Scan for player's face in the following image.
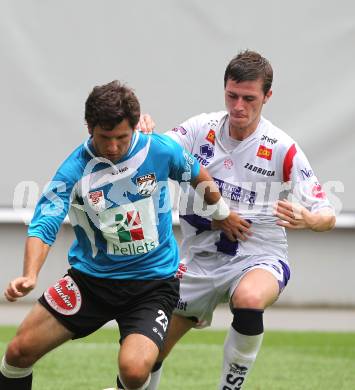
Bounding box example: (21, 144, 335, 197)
(91, 119, 133, 162)
(225, 78, 272, 135)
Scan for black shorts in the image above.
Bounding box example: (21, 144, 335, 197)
(38, 268, 180, 350)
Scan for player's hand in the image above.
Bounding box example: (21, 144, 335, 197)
(136, 114, 155, 134)
(4, 276, 37, 302)
(212, 211, 252, 241)
(274, 200, 315, 230)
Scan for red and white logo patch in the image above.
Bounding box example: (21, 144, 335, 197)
(175, 263, 187, 279)
(44, 276, 82, 316)
(256, 145, 272, 160)
(88, 190, 105, 212)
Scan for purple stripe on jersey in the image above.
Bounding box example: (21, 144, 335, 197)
(180, 214, 212, 235)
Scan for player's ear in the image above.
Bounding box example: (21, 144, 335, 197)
(263, 89, 272, 104)
(88, 126, 93, 136)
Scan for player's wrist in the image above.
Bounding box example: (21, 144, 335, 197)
(211, 197, 230, 221)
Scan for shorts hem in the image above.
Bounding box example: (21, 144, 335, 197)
(38, 297, 81, 338)
(121, 330, 164, 351)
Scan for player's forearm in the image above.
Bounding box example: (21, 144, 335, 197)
(23, 236, 50, 280)
(191, 166, 221, 205)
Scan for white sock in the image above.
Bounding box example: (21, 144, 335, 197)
(219, 327, 263, 389)
(145, 365, 162, 390)
(118, 372, 151, 390)
(0, 356, 33, 379)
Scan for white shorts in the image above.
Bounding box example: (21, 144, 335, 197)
(174, 253, 290, 328)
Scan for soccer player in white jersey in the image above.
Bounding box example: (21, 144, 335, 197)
(139, 50, 336, 389)
(0, 81, 245, 390)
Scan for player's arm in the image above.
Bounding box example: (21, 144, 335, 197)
(274, 199, 335, 231)
(275, 143, 336, 232)
(4, 237, 50, 302)
(191, 166, 252, 241)
(4, 156, 80, 302)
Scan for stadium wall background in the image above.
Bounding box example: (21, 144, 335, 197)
(0, 1, 354, 306)
(0, 217, 354, 307)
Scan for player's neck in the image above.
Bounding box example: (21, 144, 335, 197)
(229, 117, 260, 141)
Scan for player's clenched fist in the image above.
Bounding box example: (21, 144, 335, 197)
(212, 211, 252, 241)
(4, 276, 36, 302)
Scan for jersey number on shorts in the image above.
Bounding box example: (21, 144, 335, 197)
(155, 309, 168, 332)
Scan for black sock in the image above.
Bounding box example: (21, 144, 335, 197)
(0, 372, 33, 390)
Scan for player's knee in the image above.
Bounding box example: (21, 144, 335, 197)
(6, 337, 37, 368)
(119, 358, 151, 388)
(233, 286, 266, 309)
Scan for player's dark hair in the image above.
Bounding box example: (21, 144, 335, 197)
(85, 80, 140, 131)
(224, 50, 273, 94)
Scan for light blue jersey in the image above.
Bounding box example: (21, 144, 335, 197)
(28, 132, 200, 279)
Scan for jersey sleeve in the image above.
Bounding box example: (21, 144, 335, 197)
(165, 114, 205, 153)
(283, 143, 333, 213)
(28, 150, 84, 245)
(160, 135, 200, 183)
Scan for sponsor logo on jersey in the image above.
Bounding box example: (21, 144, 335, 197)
(88, 190, 105, 212)
(261, 134, 278, 144)
(213, 177, 256, 205)
(224, 158, 234, 169)
(44, 276, 82, 316)
(257, 145, 272, 160)
(300, 168, 314, 179)
(205, 129, 216, 145)
(171, 126, 187, 135)
(115, 210, 144, 242)
(100, 198, 159, 256)
(200, 144, 214, 159)
(194, 154, 210, 166)
(207, 119, 219, 128)
(113, 166, 128, 175)
(244, 163, 275, 176)
(136, 173, 157, 196)
(111, 210, 158, 255)
(311, 183, 326, 199)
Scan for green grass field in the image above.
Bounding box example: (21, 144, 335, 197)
(1, 326, 355, 389)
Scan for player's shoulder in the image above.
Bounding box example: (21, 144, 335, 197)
(182, 110, 227, 128)
(149, 133, 183, 153)
(260, 117, 297, 149)
(56, 142, 90, 181)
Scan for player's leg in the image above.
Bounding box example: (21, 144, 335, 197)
(115, 278, 181, 390)
(117, 333, 158, 389)
(219, 264, 287, 389)
(146, 314, 195, 390)
(0, 302, 74, 390)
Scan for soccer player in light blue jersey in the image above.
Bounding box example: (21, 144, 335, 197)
(0, 81, 246, 390)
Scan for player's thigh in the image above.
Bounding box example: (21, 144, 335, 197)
(158, 314, 195, 361)
(119, 333, 159, 375)
(231, 268, 280, 309)
(118, 278, 179, 352)
(7, 302, 73, 365)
